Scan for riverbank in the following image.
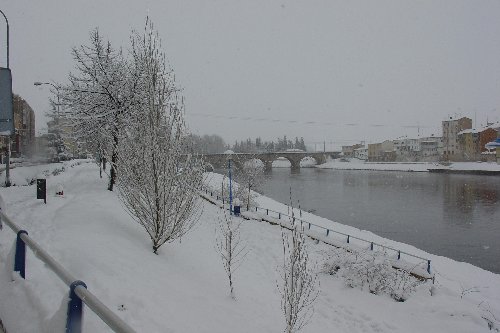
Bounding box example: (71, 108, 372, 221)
(317, 158, 500, 174)
(1, 163, 499, 332)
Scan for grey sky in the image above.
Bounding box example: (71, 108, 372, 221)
(1, 0, 499, 148)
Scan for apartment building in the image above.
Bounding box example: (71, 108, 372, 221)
(354, 147, 368, 160)
(442, 117, 472, 161)
(458, 122, 499, 161)
(1, 94, 36, 158)
(341, 143, 363, 158)
(419, 136, 442, 161)
(393, 138, 420, 161)
(368, 140, 395, 161)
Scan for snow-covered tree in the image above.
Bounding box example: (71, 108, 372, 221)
(60, 29, 137, 190)
(278, 194, 318, 333)
(237, 157, 264, 210)
(216, 205, 247, 298)
(117, 19, 203, 254)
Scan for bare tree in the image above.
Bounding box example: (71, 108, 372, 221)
(278, 193, 318, 333)
(237, 157, 264, 210)
(216, 204, 247, 298)
(117, 19, 203, 254)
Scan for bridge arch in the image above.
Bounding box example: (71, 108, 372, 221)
(299, 156, 319, 167)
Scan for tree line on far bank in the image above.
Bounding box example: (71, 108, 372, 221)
(189, 134, 308, 154)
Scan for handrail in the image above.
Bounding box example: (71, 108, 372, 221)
(74, 286, 136, 333)
(254, 206, 430, 261)
(0, 209, 136, 333)
(201, 186, 432, 274)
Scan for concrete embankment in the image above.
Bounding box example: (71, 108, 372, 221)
(428, 169, 500, 175)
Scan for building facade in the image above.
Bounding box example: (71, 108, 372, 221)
(458, 123, 499, 161)
(342, 143, 363, 158)
(1, 94, 36, 158)
(419, 136, 442, 161)
(354, 147, 368, 160)
(442, 117, 472, 161)
(393, 138, 420, 161)
(368, 140, 395, 162)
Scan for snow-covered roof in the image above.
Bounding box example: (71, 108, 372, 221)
(458, 122, 500, 136)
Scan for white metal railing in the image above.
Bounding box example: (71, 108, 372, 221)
(0, 209, 136, 333)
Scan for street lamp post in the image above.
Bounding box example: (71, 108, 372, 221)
(34, 82, 61, 120)
(0, 9, 9, 68)
(228, 155, 233, 215)
(225, 151, 234, 215)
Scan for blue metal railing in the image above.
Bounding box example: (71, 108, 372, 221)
(0, 209, 136, 333)
(201, 186, 432, 275)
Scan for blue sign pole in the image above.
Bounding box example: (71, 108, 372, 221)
(228, 158, 233, 215)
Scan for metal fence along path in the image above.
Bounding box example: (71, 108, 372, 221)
(200, 187, 434, 280)
(0, 208, 136, 333)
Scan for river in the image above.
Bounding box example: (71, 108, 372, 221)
(254, 167, 500, 274)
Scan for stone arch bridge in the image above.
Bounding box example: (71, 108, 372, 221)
(202, 151, 341, 171)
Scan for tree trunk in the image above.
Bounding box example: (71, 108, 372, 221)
(108, 133, 119, 191)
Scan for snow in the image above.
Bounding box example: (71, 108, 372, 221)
(272, 157, 317, 168)
(317, 158, 500, 172)
(1, 162, 500, 332)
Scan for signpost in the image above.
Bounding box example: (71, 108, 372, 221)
(1, 10, 13, 187)
(37, 179, 47, 204)
(0, 68, 14, 187)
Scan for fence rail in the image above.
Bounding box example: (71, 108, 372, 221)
(201, 187, 432, 275)
(0, 209, 136, 333)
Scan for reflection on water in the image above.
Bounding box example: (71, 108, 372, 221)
(257, 168, 500, 273)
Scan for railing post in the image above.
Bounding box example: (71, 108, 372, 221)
(14, 230, 28, 279)
(347, 235, 350, 243)
(398, 251, 401, 260)
(66, 280, 87, 333)
(427, 260, 431, 274)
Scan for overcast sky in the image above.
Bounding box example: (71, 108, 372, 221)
(1, 0, 499, 149)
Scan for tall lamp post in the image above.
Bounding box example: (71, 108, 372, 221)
(34, 81, 61, 110)
(1, 9, 12, 187)
(226, 150, 234, 215)
(0, 9, 9, 68)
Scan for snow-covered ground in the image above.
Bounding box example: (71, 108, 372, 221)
(1, 162, 499, 332)
(317, 158, 500, 172)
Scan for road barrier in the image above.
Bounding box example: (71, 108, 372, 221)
(0, 209, 136, 333)
(201, 187, 432, 276)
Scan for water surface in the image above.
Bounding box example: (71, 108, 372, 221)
(256, 168, 500, 273)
